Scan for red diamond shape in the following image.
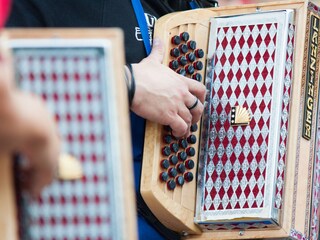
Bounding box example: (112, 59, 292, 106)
(231, 136, 238, 146)
(235, 186, 242, 198)
(254, 51, 261, 62)
(245, 170, 253, 181)
(238, 152, 245, 162)
(218, 70, 226, 81)
(220, 53, 227, 66)
(222, 37, 229, 48)
(226, 85, 233, 97)
(256, 34, 262, 47)
(248, 135, 255, 145)
(217, 87, 224, 98)
(229, 53, 236, 65)
(237, 52, 244, 64)
(230, 36, 237, 47)
(247, 35, 254, 48)
(246, 52, 253, 63)
(235, 69, 243, 82)
(253, 67, 260, 77)
(263, 51, 270, 61)
(264, 33, 271, 45)
(260, 84, 267, 95)
(243, 85, 250, 96)
(234, 85, 242, 98)
(244, 69, 251, 81)
(228, 170, 235, 181)
(261, 66, 269, 79)
(252, 85, 259, 97)
(238, 35, 245, 48)
(227, 69, 234, 81)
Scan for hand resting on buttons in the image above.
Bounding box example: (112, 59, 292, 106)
(130, 38, 206, 138)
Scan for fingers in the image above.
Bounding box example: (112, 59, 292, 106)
(185, 76, 206, 104)
(170, 114, 189, 138)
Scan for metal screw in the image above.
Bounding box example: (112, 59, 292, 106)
(181, 231, 189, 237)
(239, 230, 245, 236)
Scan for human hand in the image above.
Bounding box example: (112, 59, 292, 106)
(0, 36, 60, 197)
(130, 38, 206, 137)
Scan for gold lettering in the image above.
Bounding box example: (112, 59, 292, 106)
(313, 17, 319, 31)
(310, 70, 315, 84)
(308, 83, 314, 97)
(310, 56, 317, 71)
(307, 98, 314, 111)
(312, 32, 318, 45)
(306, 109, 313, 125)
(305, 124, 311, 138)
(311, 44, 318, 58)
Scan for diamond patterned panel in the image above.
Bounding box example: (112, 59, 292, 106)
(14, 48, 113, 240)
(204, 23, 277, 212)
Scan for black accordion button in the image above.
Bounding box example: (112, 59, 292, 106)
(178, 151, 188, 161)
(170, 47, 180, 57)
(185, 160, 195, 170)
(170, 143, 179, 153)
(176, 176, 185, 186)
(195, 49, 204, 58)
(171, 35, 181, 45)
(179, 44, 188, 54)
(186, 147, 196, 157)
(178, 56, 188, 66)
(185, 65, 195, 75)
(184, 172, 194, 182)
(178, 139, 188, 149)
(168, 167, 178, 178)
(160, 159, 170, 169)
(169, 155, 179, 165)
(187, 40, 197, 50)
(192, 73, 202, 82)
(177, 163, 186, 173)
(186, 52, 196, 62)
(193, 61, 203, 70)
(162, 146, 171, 156)
(190, 124, 198, 132)
(187, 134, 197, 144)
(180, 32, 190, 42)
(176, 68, 186, 76)
(169, 60, 179, 70)
(163, 134, 173, 144)
(167, 179, 176, 190)
(159, 172, 169, 182)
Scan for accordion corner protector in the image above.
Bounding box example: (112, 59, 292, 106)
(230, 106, 251, 126)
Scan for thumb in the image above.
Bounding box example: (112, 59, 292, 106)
(147, 38, 164, 63)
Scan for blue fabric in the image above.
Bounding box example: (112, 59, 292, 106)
(131, 0, 152, 55)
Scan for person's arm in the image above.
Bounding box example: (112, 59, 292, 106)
(129, 38, 206, 137)
(0, 36, 60, 197)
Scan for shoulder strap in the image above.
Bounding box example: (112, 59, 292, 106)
(131, 0, 152, 55)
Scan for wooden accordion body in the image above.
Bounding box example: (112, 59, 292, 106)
(141, 0, 320, 239)
(0, 29, 137, 240)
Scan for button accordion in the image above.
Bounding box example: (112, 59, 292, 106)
(141, 0, 320, 239)
(1, 29, 137, 240)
